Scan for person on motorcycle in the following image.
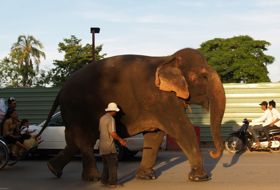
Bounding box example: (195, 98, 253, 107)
(268, 100, 280, 127)
(248, 101, 273, 148)
(2, 109, 28, 157)
(261, 100, 280, 146)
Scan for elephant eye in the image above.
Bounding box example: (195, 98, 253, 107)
(200, 74, 208, 80)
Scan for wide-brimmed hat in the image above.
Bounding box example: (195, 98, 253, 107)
(105, 102, 120, 112)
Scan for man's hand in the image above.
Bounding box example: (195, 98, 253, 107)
(119, 139, 127, 146)
(111, 132, 127, 146)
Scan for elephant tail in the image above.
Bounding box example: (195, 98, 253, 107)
(36, 90, 60, 137)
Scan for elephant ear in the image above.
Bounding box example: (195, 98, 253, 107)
(155, 56, 189, 99)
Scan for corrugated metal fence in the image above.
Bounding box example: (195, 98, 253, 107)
(0, 88, 60, 123)
(1, 83, 280, 142)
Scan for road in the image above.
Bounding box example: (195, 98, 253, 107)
(1, 149, 280, 190)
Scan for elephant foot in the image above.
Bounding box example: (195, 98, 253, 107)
(136, 168, 156, 180)
(188, 167, 210, 182)
(82, 170, 101, 182)
(47, 162, 63, 178)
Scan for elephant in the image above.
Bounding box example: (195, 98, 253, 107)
(38, 48, 226, 182)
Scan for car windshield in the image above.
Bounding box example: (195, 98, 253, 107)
(48, 112, 64, 126)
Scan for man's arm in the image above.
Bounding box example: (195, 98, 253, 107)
(251, 112, 268, 123)
(270, 110, 280, 127)
(270, 118, 280, 127)
(110, 132, 127, 146)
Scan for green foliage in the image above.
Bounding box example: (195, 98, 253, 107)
(42, 35, 106, 87)
(0, 35, 45, 87)
(0, 57, 20, 87)
(199, 35, 274, 83)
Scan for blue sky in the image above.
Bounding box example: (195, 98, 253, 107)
(1, 0, 280, 82)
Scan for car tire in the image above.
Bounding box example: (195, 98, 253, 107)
(128, 150, 138, 157)
(115, 141, 139, 161)
(114, 141, 126, 160)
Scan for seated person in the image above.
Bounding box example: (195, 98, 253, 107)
(20, 119, 35, 138)
(248, 101, 273, 147)
(262, 100, 280, 146)
(20, 118, 43, 146)
(2, 109, 28, 157)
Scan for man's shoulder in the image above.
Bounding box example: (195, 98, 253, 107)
(100, 113, 113, 124)
(272, 108, 280, 116)
(102, 113, 113, 119)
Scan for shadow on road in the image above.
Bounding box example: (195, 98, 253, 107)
(223, 150, 246, 168)
(118, 155, 141, 184)
(202, 149, 223, 178)
(154, 152, 187, 178)
(119, 152, 187, 184)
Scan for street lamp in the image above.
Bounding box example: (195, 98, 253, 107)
(90, 27, 100, 62)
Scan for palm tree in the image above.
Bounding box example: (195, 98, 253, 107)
(10, 35, 46, 86)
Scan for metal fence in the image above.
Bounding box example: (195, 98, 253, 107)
(1, 82, 280, 142)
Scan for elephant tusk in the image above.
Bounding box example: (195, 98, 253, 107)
(182, 101, 192, 113)
(187, 104, 192, 113)
(185, 103, 192, 113)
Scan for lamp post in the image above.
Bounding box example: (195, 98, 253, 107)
(90, 27, 100, 62)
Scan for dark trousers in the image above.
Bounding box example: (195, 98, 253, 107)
(262, 125, 280, 141)
(101, 153, 118, 185)
(248, 125, 263, 142)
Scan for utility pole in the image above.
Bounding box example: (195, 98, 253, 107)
(90, 27, 100, 62)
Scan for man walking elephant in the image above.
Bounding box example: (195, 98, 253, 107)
(99, 102, 126, 187)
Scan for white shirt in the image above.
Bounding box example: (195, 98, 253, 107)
(271, 108, 280, 127)
(252, 109, 273, 126)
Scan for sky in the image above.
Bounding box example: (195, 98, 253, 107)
(0, 0, 280, 82)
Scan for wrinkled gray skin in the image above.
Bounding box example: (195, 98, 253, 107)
(39, 48, 226, 182)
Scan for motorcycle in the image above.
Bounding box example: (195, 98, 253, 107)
(225, 119, 280, 153)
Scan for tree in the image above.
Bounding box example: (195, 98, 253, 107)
(42, 35, 106, 87)
(9, 35, 46, 86)
(198, 35, 274, 83)
(0, 57, 21, 87)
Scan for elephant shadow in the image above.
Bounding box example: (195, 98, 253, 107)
(194, 120, 241, 176)
(154, 152, 187, 177)
(117, 156, 142, 184)
(203, 149, 223, 177)
(118, 152, 187, 184)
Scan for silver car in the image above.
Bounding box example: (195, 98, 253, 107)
(30, 112, 165, 159)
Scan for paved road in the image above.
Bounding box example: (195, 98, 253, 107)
(1, 149, 280, 190)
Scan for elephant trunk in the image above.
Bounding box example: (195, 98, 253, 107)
(208, 71, 226, 159)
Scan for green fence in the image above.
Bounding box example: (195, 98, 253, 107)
(1, 82, 280, 142)
(0, 87, 60, 123)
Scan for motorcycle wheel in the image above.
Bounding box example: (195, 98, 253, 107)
(0, 140, 9, 169)
(225, 136, 245, 153)
(270, 148, 280, 153)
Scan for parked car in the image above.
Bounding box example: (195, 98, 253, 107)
(29, 112, 166, 160)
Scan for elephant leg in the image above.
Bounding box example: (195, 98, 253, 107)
(80, 144, 101, 182)
(47, 144, 78, 178)
(174, 122, 209, 182)
(47, 126, 78, 178)
(136, 130, 165, 180)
